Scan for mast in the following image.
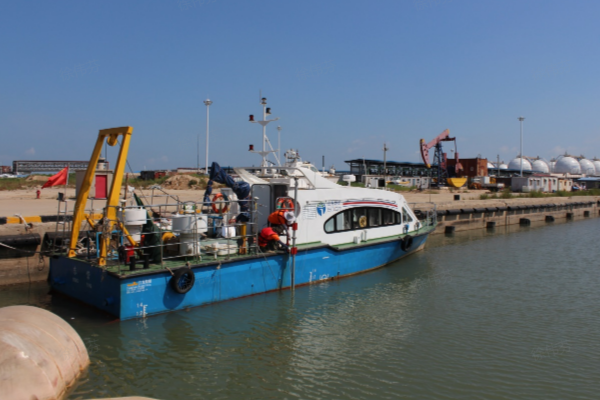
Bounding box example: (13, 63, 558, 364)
(249, 96, 280, 172)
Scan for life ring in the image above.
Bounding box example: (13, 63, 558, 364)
(212, 193, 229, 214)
(358, 215, 367, 228)
(170, 267, 195, 294)
(401, 235, 413, 251)
(276, 198, 295, 210)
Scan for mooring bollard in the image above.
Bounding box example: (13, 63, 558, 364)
(445, 226, 456, 234)
(519, 218, 531, 226)
(545, 216, 555, 222)
(486, 221, 496, 229)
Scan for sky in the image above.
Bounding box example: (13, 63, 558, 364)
(1, 0, 600, 172)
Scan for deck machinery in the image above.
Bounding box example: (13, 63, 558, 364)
(420, 129, 465, 188)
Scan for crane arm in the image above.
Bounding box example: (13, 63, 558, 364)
(68, 126, 133, 266)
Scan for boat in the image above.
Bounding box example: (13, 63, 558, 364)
(48, 102, 437, 320)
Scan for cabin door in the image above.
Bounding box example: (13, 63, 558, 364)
(251, 184, 272, 235)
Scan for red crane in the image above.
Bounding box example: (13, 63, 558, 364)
(419, 129, 463, 187)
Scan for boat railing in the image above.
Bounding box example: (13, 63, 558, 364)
(62, 196, 267, 273)
(408, 202, 437, 228)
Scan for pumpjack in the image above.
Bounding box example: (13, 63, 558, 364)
(419, 129, 465, 188)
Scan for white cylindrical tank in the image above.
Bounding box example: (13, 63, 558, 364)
(0, 306, 90, 400)
(554, 156, 581, 174)
(508, 158, 532, 171)
(532, 159, 550, 173)
(579, 158, 596, 175)
(592, 159, 600, 176)
(172, 214, 208, 256)
(120, 208, 147, 242)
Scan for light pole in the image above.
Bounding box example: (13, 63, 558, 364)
(204, 99, 213, 174)
(518, 116, 525, 176)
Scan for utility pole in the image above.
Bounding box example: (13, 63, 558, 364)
(518, 116, 525, 177)
(383, 142, 389, 187)
(204, 99, 213, 174)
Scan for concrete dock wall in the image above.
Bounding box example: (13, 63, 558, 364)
(433, 199, 599, 235)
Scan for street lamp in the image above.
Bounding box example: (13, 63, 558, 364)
(518, 116, 525, 176)
(204, 99, 213, 174)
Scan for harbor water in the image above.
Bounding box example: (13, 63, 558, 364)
(1, 218, 599, 399)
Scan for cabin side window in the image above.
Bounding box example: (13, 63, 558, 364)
(324, 207, 401, 234)
(402, 207, 413, 223)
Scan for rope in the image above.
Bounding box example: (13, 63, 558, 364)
(0, 241, 47, 255)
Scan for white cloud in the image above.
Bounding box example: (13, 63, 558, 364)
(25, 147, 35, 155)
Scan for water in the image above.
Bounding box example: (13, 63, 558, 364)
(1, 219, 600, 399)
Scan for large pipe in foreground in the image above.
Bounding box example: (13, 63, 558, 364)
(0, 305, 90, 400)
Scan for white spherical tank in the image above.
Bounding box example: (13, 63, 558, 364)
(593, 159, 600, 176)
(553, 157, 581, 174)
(499, 163, 508, 170)
(579, 158, 596, 175)
(531, 159, 550, 173)
(508, 158, 532, 171)
(487, 162, 495, 170)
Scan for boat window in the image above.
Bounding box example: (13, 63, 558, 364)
(382, 209, 395, 225)
(352, 208, 368, 229)
(324, 218, 335, 233)
(368, 208, 381, 227)
(402, 207, 413, 223)
(324, 207, 402, 233)
(336, 211, 351, 231)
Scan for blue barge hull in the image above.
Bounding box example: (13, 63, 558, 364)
(49, 233, 430, 320)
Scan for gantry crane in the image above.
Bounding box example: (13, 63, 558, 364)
(419, 129, 464, 187)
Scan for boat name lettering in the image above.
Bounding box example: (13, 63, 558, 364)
(126, 279, 152, 294)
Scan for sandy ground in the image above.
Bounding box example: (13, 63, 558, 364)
(1, 186, 592, 218)
(0, 187, 208, 217)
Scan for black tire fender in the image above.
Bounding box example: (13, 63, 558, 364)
(170, 267, 195, 294)
(401, 235, 413, 252)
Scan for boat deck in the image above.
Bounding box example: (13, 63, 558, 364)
(74, 222, 436, 278)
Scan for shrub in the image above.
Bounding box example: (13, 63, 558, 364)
(500, 188, 514, 199)
(479, 193, 489, 200)
(188, 179, 198, 187)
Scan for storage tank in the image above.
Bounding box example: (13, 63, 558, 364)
(531, 159, 550, 173)
(508, 157, 532, 171)
(549, 160, 556, 173)
(553, 156, 581, 174)
(487, 162, 495, 170)
(499, 162, 508, 170)
(592, 158, 600, 176)
(578, 158, 596, 176)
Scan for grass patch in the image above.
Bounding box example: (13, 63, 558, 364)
(500, 188, 514, 199)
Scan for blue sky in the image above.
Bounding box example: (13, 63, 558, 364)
(1, 0, 600, 171)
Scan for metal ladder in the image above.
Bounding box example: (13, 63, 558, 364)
(53, 194, 72, 253)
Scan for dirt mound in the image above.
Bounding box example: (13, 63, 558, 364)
(25, 175, 49, 182)
(162, 175, 215, 190)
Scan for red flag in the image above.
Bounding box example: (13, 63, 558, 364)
(41, 167, 68, 189)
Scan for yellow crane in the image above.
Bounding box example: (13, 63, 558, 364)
(68, 126, 134, 266)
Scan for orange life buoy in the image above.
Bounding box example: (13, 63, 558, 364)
(276, 198, 294, 210)
(212, 193, 230, 214)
